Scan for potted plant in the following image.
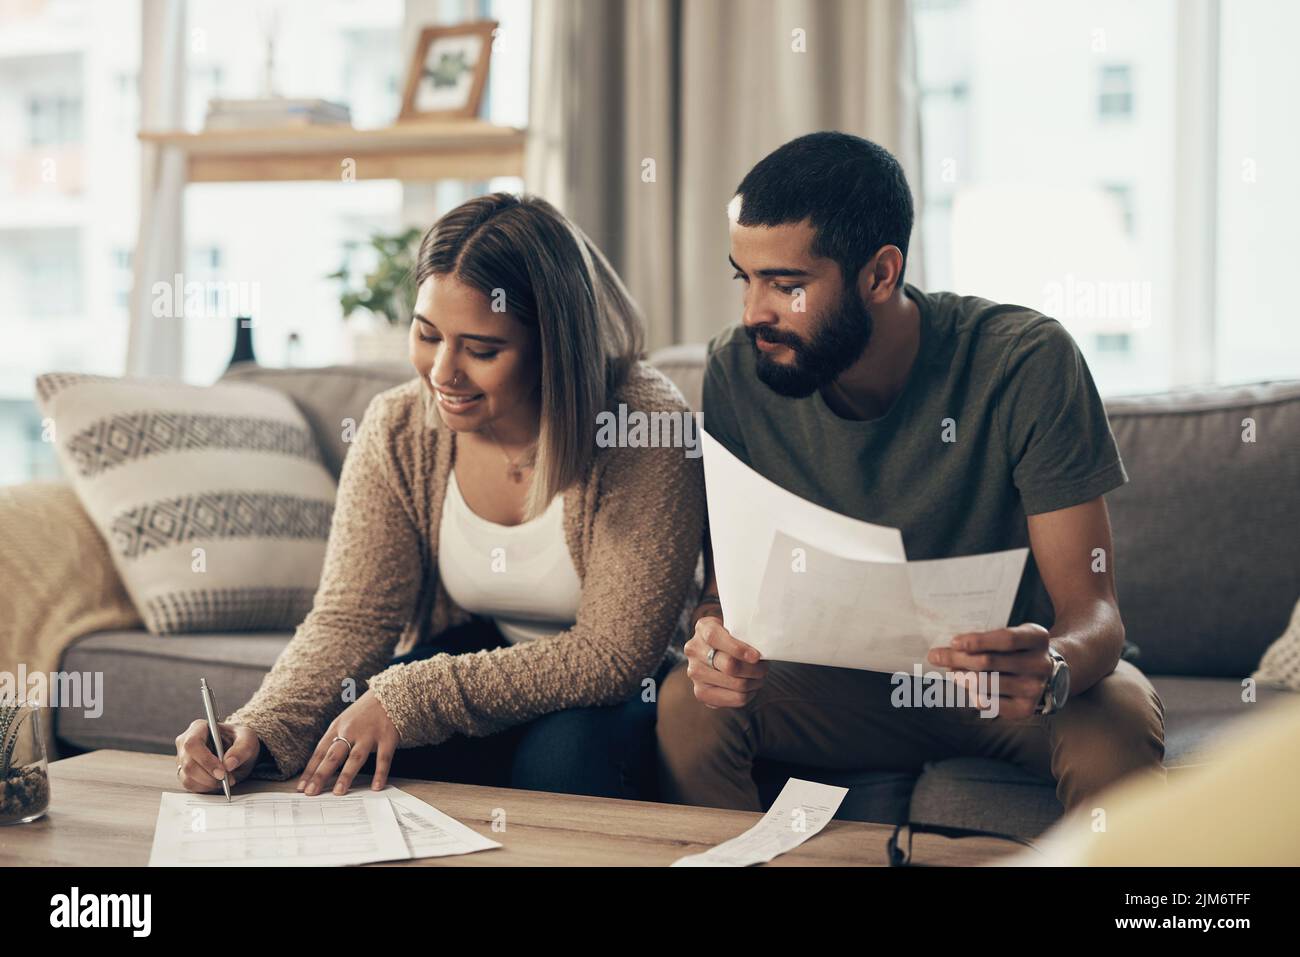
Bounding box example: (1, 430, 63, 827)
(328, 226, 422, 364)
(1, 704, 51, 825)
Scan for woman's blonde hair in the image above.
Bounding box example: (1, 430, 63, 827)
(415, 193, 645, 519)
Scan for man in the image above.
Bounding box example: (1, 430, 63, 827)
(656, 131, 1165, 814)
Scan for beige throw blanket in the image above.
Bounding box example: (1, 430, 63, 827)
(0, 481, 141, 759)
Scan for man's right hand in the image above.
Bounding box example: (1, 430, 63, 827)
(683, 614, 769, 709)
(175, 720, 263, 793)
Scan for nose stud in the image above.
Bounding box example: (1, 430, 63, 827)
(430, 369, 465, 389)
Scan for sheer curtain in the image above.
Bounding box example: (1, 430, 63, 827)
(126, 0, 186, 378)
(527, 0, 923, 349)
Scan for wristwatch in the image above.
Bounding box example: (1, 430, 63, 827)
(1035, 649, 1071, 715)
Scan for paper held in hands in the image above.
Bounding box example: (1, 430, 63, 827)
(701, 431, 1028, 674)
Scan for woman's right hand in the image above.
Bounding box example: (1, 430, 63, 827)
(174, 720, 263, 793)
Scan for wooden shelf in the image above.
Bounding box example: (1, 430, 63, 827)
(138, 119, 526, 183)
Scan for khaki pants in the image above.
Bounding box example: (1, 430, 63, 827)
(655, 658, 1165, 813)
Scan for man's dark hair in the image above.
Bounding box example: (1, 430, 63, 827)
(734, 131, 914, 287)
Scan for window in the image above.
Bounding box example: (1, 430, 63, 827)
(0, 399, 61, 485)
(115, 71, 139, 132)
(184, 65, 225, 130)
(178, 0, 531, 383)
(178, 0, 409, 381)
(0, 0, 529, 484)
(914, 0, 1295, 394)
(2, 0, 139, 486)
(915, 0, 1300, 392)
(111, 247, 133, 308)
(915, 0, 1176, 395)
(1096, 332, 1132, 353)
(1214, 0, 1300, 384)
(27, 94, 83, 147)
(1097, 63, 1134, 119)
(20, 230, 82, 318)
(1101, 182, 1135, 236)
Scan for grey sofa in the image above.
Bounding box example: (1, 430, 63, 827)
(49, 347, 1300, 841)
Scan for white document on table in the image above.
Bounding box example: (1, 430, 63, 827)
(149, 787, 500, 866)
(148, 791, 408, 867)
(374, 786, 502, 859)
(672, 778, 849, 867)
(702, 430, 1029, 673)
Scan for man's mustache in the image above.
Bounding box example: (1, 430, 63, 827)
(746, 325, 805, 351)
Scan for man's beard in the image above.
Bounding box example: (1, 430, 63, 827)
(746, 287, 873, 398)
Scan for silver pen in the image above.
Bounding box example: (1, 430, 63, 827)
(200, 678, 232, 802)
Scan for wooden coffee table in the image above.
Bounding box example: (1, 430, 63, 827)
(0, 750, 1025, 866)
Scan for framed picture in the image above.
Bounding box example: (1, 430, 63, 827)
(399, 20, 497, 121)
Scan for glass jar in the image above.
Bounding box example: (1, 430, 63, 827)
(1, 705, 51, 825)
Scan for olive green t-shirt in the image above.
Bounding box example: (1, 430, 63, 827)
(702, 283, 1129, 629)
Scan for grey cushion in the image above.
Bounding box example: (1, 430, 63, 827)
(219, 362, 413, 480)
(904, 677, 1298, 840)
(1102, 380, 1300, 676)
(648, 344, 706, 412)
(222, 355, 705, 479)
(908, 758, 1064, 840)
(1148, 675, 1297, 767)
(56, 629, 293, 754)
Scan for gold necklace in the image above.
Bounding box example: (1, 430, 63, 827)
(485, 424, 536, 483)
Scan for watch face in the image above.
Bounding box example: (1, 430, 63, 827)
(1053, 664, 1071, 708)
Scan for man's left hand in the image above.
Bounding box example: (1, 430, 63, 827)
(926, 622, 1053, 719)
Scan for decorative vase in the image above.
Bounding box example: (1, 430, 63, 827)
(227, 315, 257, 369)
(0, 705, 51, 825)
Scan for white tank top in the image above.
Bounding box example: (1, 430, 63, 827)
(437, 470, 582, 644)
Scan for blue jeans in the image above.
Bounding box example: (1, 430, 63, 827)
(372, 616, 671, 801)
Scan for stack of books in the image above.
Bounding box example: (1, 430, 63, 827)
(204, 97, 352, 131)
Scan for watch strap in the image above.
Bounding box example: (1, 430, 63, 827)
(1037, 649, 1066, 715)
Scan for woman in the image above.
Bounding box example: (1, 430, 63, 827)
(174, 193, 704, 800)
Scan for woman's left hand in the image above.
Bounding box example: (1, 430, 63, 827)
(297, 690, 400, 795)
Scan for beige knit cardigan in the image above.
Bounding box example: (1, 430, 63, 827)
(224, 362, 705, 780)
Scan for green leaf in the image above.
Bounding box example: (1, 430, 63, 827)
(0, 706, 32, 777)
(328, 227, 423, 325)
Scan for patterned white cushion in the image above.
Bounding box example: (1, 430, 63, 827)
(1253, 597, 1300, 692)
(35, 372, 336, 634)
